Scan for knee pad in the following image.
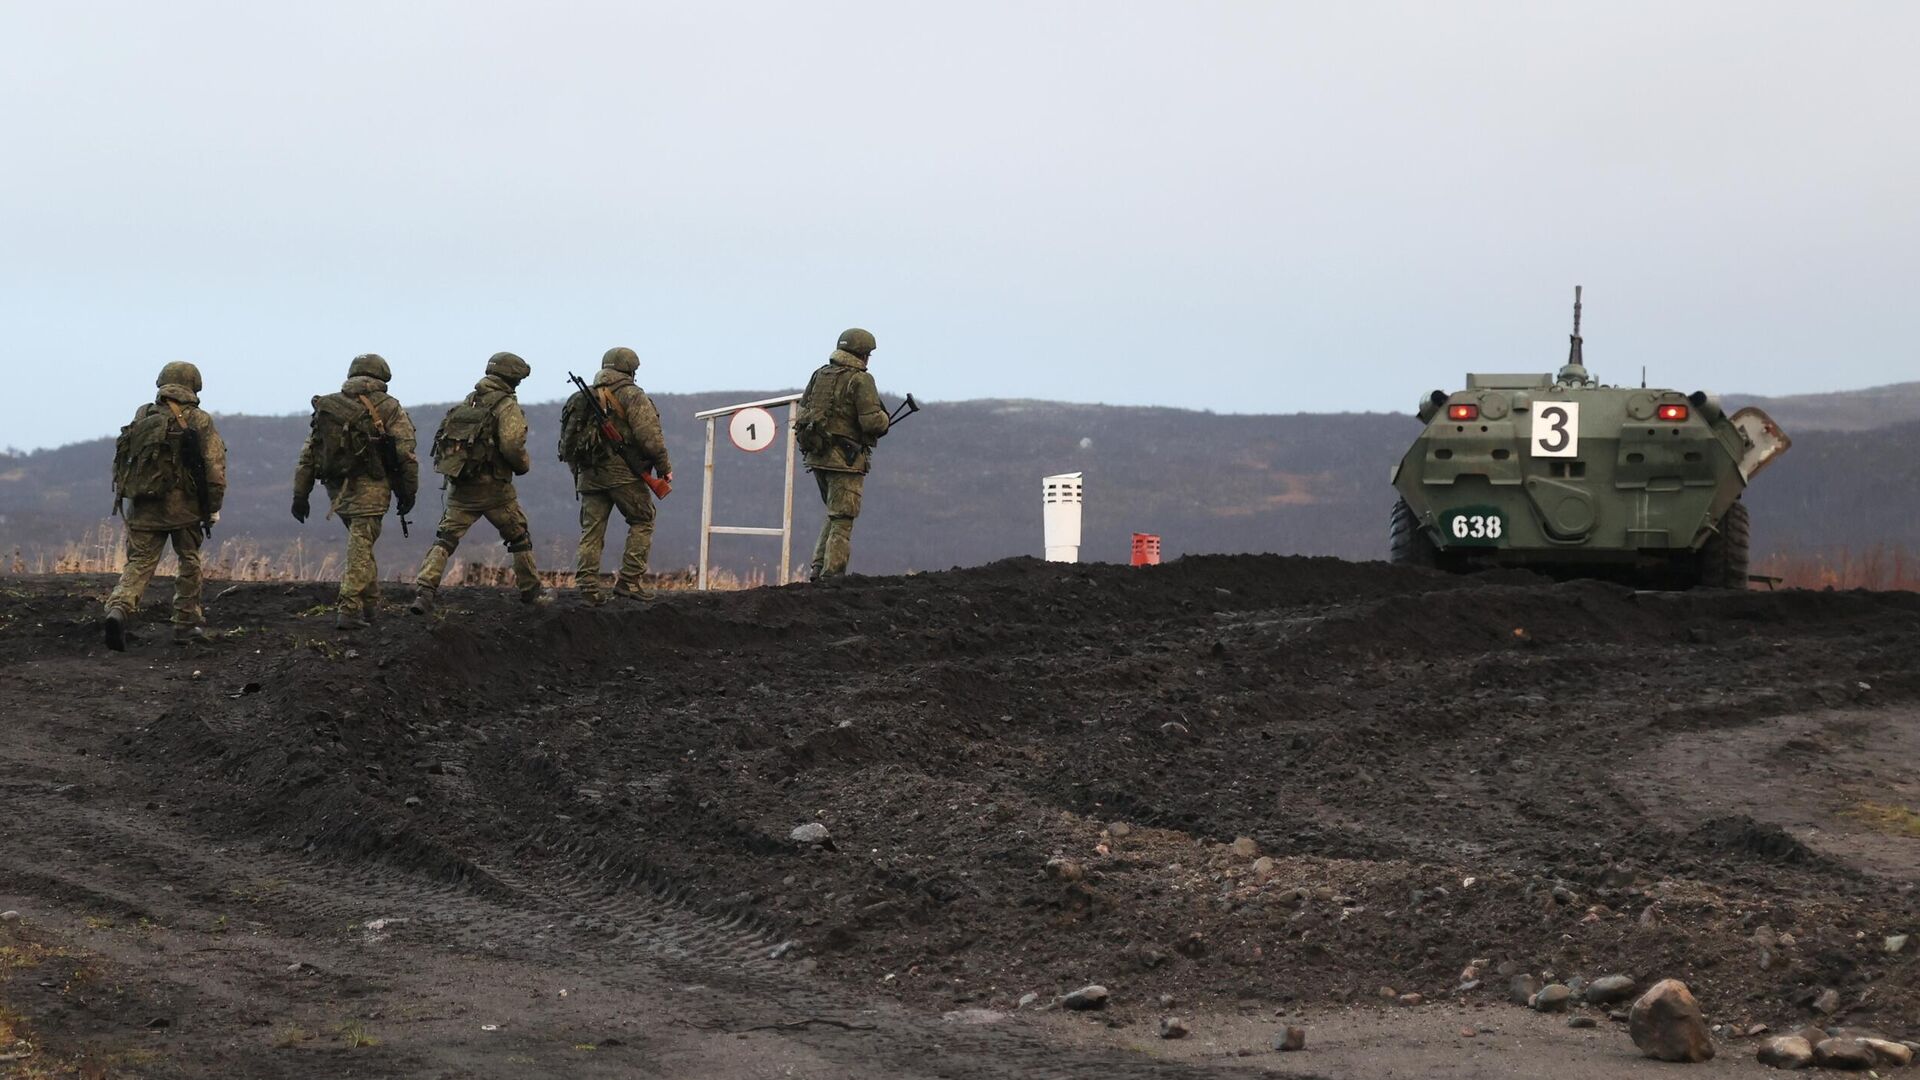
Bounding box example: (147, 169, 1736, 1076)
(431, 534, 458, 554)
(503, 533, 534, 554)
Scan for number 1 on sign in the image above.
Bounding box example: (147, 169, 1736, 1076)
(728, 406, 778, 453)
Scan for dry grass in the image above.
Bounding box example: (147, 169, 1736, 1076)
(5, 521, 766, 590)
(334, 1020, 380, 1049)
(1755, 545, 1920, 591)
(1843, 801, 1920, 838)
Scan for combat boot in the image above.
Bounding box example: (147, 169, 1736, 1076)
(335, 610, 371, 632)
(172, 625, 209, 645)
(612, 579, 657, 602)
(521, 585, 551, 607)
(103, 609, 128, 652)
(408, 587, 436, 616)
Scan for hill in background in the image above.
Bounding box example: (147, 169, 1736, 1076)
(3, 382, 1916, 578)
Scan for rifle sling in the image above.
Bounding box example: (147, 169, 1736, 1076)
(355, 394, 389, 437)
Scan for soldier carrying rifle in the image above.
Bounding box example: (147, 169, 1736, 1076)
(102, 361, 228, 649)
(559, 347, 673, 603)
(795, 328, 893, 580)
(291, 353, 419, 630)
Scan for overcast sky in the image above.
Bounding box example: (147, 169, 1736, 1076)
(3, 1, 1915, 450)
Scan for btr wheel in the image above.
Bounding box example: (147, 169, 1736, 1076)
(1697, 500, 1751, 589)
(1389, 498, 1439, 569)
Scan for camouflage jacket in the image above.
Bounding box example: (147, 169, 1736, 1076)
(575, 368, 671, 493)
(120, 384, 228, 531)
(292, 375, 419, 518)
(800, 350, 890, 474)
(443, 374, 531, 509)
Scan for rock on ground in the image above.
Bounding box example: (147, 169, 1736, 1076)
(1862, 1038, 1914, 1068)
(790, 822, 830, 845)
(1061, 985, 1109, 1010)
(1272, 1026, 1306, 1052)
(1158, 1017, 1189, 1039)
(1531, 984, 1572, 1013)
(1812, 1037, 1874, 1070)
(1584, 974, 1636, 1005)
(1509, 974, 1542, 1006)
(1756, 1035, 1813, 1069)
(941, 1008, 1008, 1025)
(1628, 979, 1715, 1063)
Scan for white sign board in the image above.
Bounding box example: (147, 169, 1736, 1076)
(729, 406, 777, 453)
(1531, 401, 1580, 458)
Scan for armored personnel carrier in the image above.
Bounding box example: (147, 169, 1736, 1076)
(1390, 288, 1790, 587)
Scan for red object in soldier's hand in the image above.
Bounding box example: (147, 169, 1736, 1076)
(595, 414, 669, 498)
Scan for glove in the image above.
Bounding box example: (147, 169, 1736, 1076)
(291, 494, 310, 523)
(396, 491, 416, 517)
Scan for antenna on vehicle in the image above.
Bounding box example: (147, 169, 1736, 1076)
(1641, 365, 1647, 389)
(1557, 285, 1592, 386)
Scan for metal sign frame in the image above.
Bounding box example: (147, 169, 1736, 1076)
(694, 393, 802, 590)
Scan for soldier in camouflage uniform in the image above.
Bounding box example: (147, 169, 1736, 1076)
(291, 353, 419, 630)
(564, 347, 672, 603)
(103, 361, 228, 649)
(410, 352, 544, 612)
(797, 328, 890, 579)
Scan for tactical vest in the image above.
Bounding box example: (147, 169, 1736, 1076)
(796, 365, 862, 456)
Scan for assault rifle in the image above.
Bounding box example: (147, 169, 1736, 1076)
(567, 372, 672, 498)
(179, 423, 215, 538)
(835, 394, 921, 467)
(374, 434, 413, 537)
(157, 400, 216, 536)
(888, 393, 921, 426)
(355, 394, 413, 537)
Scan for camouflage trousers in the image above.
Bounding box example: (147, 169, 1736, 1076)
(414, 497, 539, 596)
(336, 514, 385, 616)
(809, 471, 864, 579)
(106, 525, 205, 625)
(575, 482, 655, 597)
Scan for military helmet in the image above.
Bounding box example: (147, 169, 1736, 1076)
(156, 361, 203, 393)
(837, 327, 876, 359)
(348, 353, 392, 381)
(485, 351, 531, 384)
(602, 347, 639, 374)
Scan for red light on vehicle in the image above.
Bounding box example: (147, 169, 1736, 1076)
(1657, 404, 1689, 421)
(1447, 404, 1479, 421)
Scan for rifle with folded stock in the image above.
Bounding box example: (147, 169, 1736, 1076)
(567, 372, 671, 498)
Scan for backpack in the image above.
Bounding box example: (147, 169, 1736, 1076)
(308, 394, 381, 483)
(794, 368, 843, 457)
(432, 393, 504, 479)
(112, 407, 184, 499)
(557, 389, 613, 469)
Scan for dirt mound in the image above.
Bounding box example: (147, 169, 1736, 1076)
(6, 557, 1920, 1074)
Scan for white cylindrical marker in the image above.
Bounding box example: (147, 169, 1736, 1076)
(1043, 472, 1084, 562)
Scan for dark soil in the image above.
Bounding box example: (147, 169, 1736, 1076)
(3, 557, 1919, 1077)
